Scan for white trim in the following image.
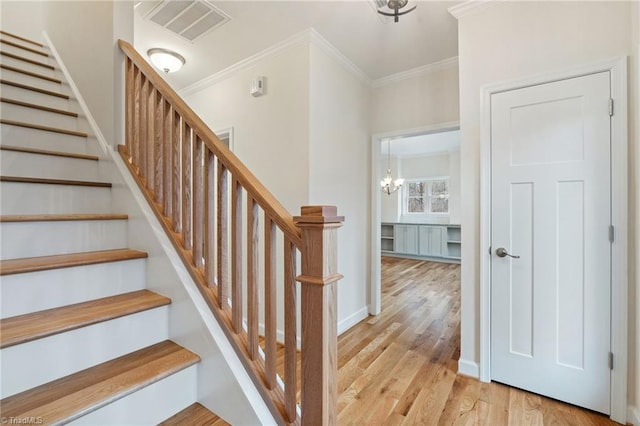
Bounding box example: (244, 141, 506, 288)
(337, 306, 369, 335)
(370, 121, 460, 315)
(457, 359, 480, 378)
(479, 56, 628, 424)
(448, 0, 496, 20)
(308, 28, 370, 86)
(372, 57, 458, 89)
(41, 31, 110, 157)
(214, 126, 235, 151)
(180, 28, 370, 97)
(629, 405, 640, 426)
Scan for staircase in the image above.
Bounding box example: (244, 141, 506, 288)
(0, 30, 229, 424)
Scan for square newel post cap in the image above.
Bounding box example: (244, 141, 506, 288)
(293, 205, 344, 225)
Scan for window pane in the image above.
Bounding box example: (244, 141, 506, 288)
(408, 182, 425, 196)
(431, 180, 448, 196)
(408, 197, 425, 213)
(430, 197, 449, 213)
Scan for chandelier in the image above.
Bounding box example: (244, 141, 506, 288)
(381, 139, 404, 195)
(377, 0, 417, 23)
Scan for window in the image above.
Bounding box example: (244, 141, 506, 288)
(404, 178, 449, 214)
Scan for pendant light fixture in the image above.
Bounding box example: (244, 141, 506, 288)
(381, 139, 404, 195)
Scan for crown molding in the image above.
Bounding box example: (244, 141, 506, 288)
(179, 28, 315, 97)
(307, 28, 371, 86)
(180, 27, 372, 97)
(448, 0, 496, 20)
(372, 56, 458, 89)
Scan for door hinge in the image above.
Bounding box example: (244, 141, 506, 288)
(609, 225, 615, 243)
(608, 352, 614, 370)
(609, 98, 614, 116)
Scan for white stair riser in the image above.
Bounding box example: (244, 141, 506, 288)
(1, 220, 127, 259)
(0, 306, 169, 398)
(0, 182, 112, 214)
(0, 44, 54, 65)
(1, 151, 98, 181)
(70, 365, 198, 425)
(1, 56, 62, 80)
(0, 259, 146, 318)
(0, 84, 72, 110)
(0, 67, 68, 93)
(0, 101, 78, 129)
(1, 124, 91, 155)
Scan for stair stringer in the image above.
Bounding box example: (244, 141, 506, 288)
(42, 31, 277, 426)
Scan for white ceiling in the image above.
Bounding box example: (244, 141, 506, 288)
(385, 130, 460, 158)
(134, 0, 460, 90)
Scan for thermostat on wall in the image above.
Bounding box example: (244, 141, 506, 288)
(250, 76, 265, 97)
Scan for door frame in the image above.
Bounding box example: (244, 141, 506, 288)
(479, 57, 628, 423)
(370, 121, 459, 314)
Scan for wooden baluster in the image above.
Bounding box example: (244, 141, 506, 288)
(193, 135, 204, 268)
(154, 93, 164, 207)
(204, 148, 216, 288)
(125, 58, 133, 155)
(217, 159, 229, 308)
(294, 206, 343, 426)
(284, 238, 298, 423)
(132, 67, 141, 172)
(231, 178, 243, 333)
(247, 197, 259, 359)
(147, 88, 156, 194)
(182, 123, 192, 250)
(139, 76, 148, 181)
(264, 217, 277, 388)
(163, 101, 172, 217)
(172, 111, 181, 231)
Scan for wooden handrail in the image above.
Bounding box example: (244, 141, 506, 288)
(118, 39, 343, 425)
(118, 39, 301, 248)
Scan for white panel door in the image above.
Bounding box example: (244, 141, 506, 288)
(491, 71, 611, 414)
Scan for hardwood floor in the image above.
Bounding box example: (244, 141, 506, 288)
(334, 256, 617, 425)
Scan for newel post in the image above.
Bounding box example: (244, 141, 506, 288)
(294, 205, 344, 426)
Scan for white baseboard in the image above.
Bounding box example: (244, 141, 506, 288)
(629, 405, 640, 426)
(338, 306, 369, 335)
(457, 358, 480, 378)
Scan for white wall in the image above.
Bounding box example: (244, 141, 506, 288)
(371, 62, 460, 135)
(455, 1, 638, 421)
(41, 1, 120, 145)
(308, 42, 371, 330)
(0, 1, 44, 43)
(632, 2, 640, 423)
(184, 45, 311, 214)
(381, 152, 461, 225)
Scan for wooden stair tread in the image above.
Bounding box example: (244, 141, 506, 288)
(0, 39, 49, 57)
(0, 64, 61, 83)
(0, 176, 111, 188)
(1, 97, 76, 116)
(0, 340, 200, 424)
(0, 213, 128, 222)
(0, 119, 86, 137)
(0, 97, 77, 116)
(0, 80, 68, 99)
(0, 289, 171, 348)
(0, 51, 54, 70)
(0, 145, 95, 160)
(160, 403, 231, 426)
(0, 30, 44, 47)
(0, 248, 148, 276)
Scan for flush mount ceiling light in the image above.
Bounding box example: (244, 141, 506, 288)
(376, 0, 416, 23)
(147, 48, 185, 73)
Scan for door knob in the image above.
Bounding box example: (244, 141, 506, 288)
(496, 247, 520, 259)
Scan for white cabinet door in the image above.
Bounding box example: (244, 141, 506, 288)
(395, 225, 418, 254)
(490, 71, 611, 414)
(418, 226, 444, 256)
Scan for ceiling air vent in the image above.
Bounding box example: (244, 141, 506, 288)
(145, 0, 230, 43)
